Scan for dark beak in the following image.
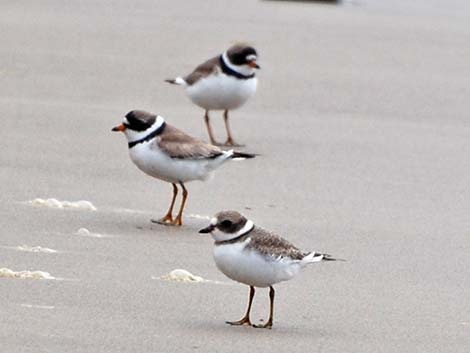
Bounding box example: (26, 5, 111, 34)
(199, 224, 216, 234)
(112, 124, 126, 132)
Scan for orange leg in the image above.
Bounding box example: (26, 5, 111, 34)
(173, 182, 188, 226)
(152, 183, 178, 225)
(204, 110, 219, 145)
(253, 286, 275, 329)
(226, 286, 255, 326)
(223, 110, 243, 147)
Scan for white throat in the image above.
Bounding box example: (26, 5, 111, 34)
(125, 115, 165, 143)
(222, 52, 256, 77)
(212, 220, 254, 243)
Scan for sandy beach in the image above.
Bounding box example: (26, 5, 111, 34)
(1, 0, 470, 352)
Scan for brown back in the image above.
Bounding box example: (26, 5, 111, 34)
(184, 56, 221, 85)
(155, 124, 223, 159)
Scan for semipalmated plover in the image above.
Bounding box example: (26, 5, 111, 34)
(199, 211, 343, 328)
(112, 111, 255, 226)
(165, 44, 260, 146)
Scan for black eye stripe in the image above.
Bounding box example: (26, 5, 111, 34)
(124, 113, 156, 131)
(221, 220, 232, 227)
(227, 47, 258, 66)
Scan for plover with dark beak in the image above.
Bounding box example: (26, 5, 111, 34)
(112, 111, 255, 226)
(199, 211, 343, 328)
(165, 44, 260, 146)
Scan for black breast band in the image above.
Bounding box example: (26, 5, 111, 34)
(128, 122, 166, 148)
(219, 55, 255, 80)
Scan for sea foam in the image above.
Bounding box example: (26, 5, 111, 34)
(28, 198, 97, 211)
(16, 245, 57, 253)
(0, 268, 55, 280)
(157, 269, 205, 283)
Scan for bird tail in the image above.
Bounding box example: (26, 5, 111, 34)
(302, 252, 345, 264)
(230, 151, 257, 160)
(165, 77, 186, 86)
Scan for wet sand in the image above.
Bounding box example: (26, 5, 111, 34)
(1, 0, 470, 352)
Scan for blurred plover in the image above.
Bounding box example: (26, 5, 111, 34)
(165, 44, 260, 146)
(112, 111, 255, 226)
(199, 211, 343, 328)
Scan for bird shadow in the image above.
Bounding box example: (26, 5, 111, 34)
(180, 317, 335, 340)
(263, 0, 341, 4)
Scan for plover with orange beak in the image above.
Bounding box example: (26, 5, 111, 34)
(112, 111, 255, 226)
(166, 44, 260, 146)
(199, 211, 343, 328)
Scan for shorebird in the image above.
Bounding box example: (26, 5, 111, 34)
(112, 111, 255, 226)
(199, 211, 343, 328)
(165, 44, 260, 146)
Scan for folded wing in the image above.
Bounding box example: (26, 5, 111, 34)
(156, 124, 223, 160)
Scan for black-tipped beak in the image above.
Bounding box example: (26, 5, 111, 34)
(112, 124, 126, 132)
(248, 61, 260, 69)
(199, 224, 216, 234)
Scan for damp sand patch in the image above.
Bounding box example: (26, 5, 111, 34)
(106, 208, 210, 220)
(27, 198, 97, 211)
(20, 304, 54, 310)
(111, 207, 152, 215)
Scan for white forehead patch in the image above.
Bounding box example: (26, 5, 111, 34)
(246, 54, 257, 61)
(210, 217, 217, 225)
(154, 115, 165, 128)
(123, 117, 129, 125)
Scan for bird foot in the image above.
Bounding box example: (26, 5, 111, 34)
(217, 140, 245, 147)
(252, 320, 273, 329)
(151, 216, 182, 226)
(225, 317, 252, 326)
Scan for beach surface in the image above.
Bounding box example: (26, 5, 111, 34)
(1, 0, 470, 352)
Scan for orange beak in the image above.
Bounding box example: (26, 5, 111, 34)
(248, 60, 260, 69)
(111, 124, 126, 132)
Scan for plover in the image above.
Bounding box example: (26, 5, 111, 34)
(199, 211, 343, 328)
(112, 111, 255, 226)
(165, 44, 260, 146)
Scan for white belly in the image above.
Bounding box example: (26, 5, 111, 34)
(213, 240, 302, 288)
(128, 142, 228, 183)
(186, 74, 257, 111)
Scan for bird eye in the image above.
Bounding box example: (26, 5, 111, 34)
(220, 220, 232, 228)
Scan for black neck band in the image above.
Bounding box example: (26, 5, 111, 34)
(128, 122, 166, 148)
(219, 55, 255, 80)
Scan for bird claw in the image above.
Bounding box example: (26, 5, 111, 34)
(217, 141, 245, 147)
(225, 318, 252, 326)
(151, 216, 182, 226)
(252, 321, 273, 329)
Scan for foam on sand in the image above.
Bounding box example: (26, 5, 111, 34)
(157, 269, 205, 283)
(0, 268, 55, 280)
(76, 227, 110, 238)
(21, 304, 55, 310)
(187, 214, 211, 220)
(16, 245, 58, 253)
(28, 198, 97, 211)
